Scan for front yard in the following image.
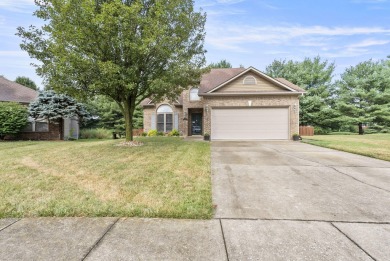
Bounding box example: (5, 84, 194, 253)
(0, 137, 212, 219)
(303, 134, 390, 162)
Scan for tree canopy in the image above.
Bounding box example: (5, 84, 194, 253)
(15, 76, 38, 90)
(85, 95, 143, 131)
(209, 59, 233, 68)
(266, 56, 338, 130)
(17, 0, 207, 141)
(336, 59, 390, 131)
(29, 90, 90, 124)
(0, 102, 29, 139)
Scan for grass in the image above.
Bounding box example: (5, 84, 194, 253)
(303, 133, 390, 162)
(0, 137, 212, 219)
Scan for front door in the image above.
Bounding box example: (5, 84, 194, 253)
(191, 113, 202, 135)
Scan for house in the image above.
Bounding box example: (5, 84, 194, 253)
(142, 67, 305, 140)
(0, 76, 79, 140)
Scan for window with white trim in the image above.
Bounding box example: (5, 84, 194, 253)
(243, 76, 257, 85)
(23, 118, 49, 132)
(190, 88, 201, 101)
(157, 105, 173, 132)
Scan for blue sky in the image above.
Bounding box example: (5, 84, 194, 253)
(1, 0, 390, 89)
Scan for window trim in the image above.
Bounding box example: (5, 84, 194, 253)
(189, 88, 201, 101)
(157, 105, 174, 132)
(23, 118, 49, 132)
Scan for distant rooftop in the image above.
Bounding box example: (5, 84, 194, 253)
(0, 76, 38, 103)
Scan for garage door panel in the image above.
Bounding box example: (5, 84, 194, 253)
(211, 108, 289, 140)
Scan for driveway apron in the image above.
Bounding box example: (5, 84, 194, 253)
(211, 141, 390, 221)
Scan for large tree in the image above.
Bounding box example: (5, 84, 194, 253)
(85, 95, 143, 131)
(15, 76, 38, 90)
(17, 0, 207, 141)
(336, 59, 390, 132)
(265, 56, 338, 130)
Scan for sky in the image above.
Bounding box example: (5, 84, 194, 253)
(1, 0, 390, 89)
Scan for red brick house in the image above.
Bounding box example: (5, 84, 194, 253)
(0, 76, 78, 140)
(142, 67, 305, 140)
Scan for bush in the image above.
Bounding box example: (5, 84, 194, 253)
(339, 125, 358, 133)
(0, 102, 28, 139)
(141, 132, 147, 136)
(147, 129, 157, 137)
(168, 129, 180, 136)
(157, 131, 164, 136)
(363, 128, 378, 134)
(314, 126, 331, 135)
(80, 128, 112, 139)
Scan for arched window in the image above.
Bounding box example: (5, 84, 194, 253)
(157, 105, 173, 132)
(243, 76, 257, 85)
(190, 88, 200, 101)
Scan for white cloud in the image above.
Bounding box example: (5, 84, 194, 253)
(0, 0, 35, 13)
(206, 24, 390, 47)
(347, 39, 390, 48)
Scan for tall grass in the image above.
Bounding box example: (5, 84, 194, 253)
(80, 128, 112, 139)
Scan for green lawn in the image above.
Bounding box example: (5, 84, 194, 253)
(0, 137, 212, 219)
(303, 134, 390, 162)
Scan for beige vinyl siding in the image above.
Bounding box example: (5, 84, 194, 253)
(211, 107, 289, 140)
(216, 73, 286, 93)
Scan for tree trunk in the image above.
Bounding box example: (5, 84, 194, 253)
(123, 97, 136, 141)
(358, 122, 364, 135)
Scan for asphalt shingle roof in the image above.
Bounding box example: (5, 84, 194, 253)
(199, 68, 246, 94)
(0, 76, 38, 103)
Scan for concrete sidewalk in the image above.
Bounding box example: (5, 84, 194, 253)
(1, 217, 390, 260)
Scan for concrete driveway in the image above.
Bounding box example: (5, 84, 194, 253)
(212, 141, 390, 260)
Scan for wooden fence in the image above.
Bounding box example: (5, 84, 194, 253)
(299, 126, 314, 136)
(133, 129, 144, 136)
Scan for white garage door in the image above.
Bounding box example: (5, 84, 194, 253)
(211, 108, 289, 140)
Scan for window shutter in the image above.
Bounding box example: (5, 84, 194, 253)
(151, 113, 156, 130)
(174, 113, 179, 130)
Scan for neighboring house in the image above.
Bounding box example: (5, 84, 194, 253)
(142, 67, 305, 140)
(0, 76, 79, 140)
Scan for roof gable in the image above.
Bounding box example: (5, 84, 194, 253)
(199, 68, 245, 94)
(0, 76, 38, 103)
(206, 67, 303, 94)
(214, 72, 288, 93)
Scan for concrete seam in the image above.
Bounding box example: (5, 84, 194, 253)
(329, 166, 390, 193)
(262, 145, 390, 194)
(0, 219, 20, 232)
(215, 217, 390, 224)
(331, 222, 377, 261)
(219, 219, 230, 261)
(81, 218, 120, 261)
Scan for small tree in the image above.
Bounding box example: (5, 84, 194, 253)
(0, 102, 29, 139)
(29, 90, 90, 124)
(15, 76, 38, 90)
